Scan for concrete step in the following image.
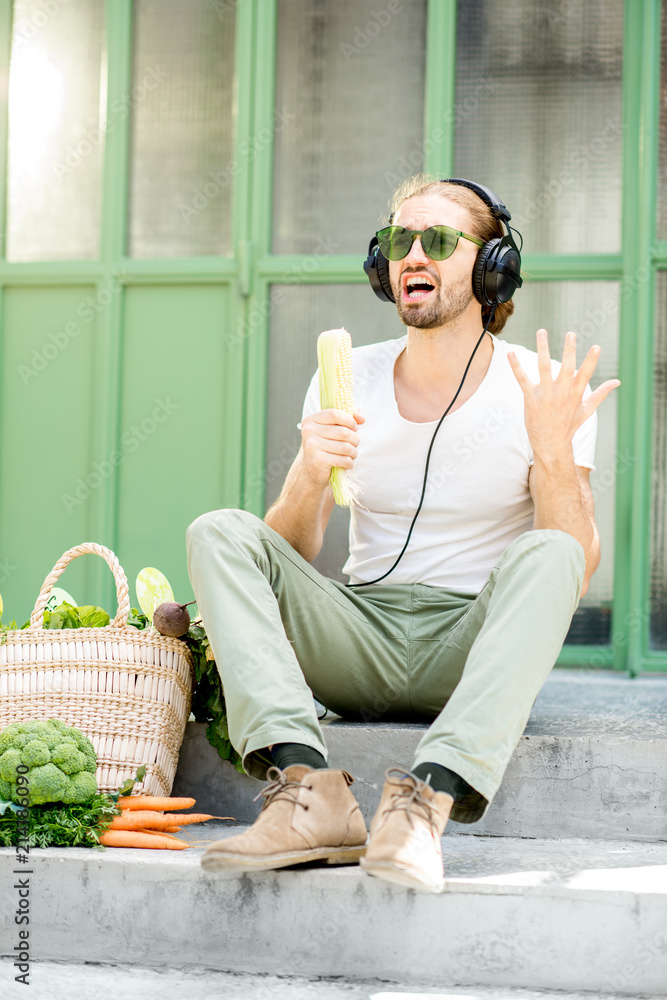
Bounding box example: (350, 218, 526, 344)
(1, 832, 666, 994)
(172, 670, 667, 842)
(0, 960, 658, 1000)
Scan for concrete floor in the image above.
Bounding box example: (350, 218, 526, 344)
(2, 833, 665, 992)
(0, 960, 661, 1000)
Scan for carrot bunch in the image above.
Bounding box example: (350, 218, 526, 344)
(99, 795, 231, 850)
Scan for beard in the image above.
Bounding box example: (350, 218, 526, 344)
(392, 272, 474, 329)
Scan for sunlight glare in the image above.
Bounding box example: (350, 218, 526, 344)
(8, 46, 64, 171)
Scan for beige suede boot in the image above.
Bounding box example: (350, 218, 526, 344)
(360, 768, 454, 893)
(201, 765, 368, 874)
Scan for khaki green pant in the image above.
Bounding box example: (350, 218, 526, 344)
(186, 509, 584, 823)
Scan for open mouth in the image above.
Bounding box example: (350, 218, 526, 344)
(403, 273, 436, 301)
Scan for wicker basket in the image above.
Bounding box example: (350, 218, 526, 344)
(0, 543, 193, 797)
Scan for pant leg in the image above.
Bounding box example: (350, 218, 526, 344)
(410, 529, 585, 823)
(186, 509, 411, 779)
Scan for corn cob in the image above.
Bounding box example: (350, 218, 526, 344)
(317, 328, 359, 507)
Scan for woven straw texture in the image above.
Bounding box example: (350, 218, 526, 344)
(0, 543, 193, 797)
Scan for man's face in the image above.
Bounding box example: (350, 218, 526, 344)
(388, 194, 480, 329)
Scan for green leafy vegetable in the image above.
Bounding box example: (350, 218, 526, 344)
(0, 797, 23, 816)
(127, 608, 149, 630)
(43, 603, 110, 630)
(0, 618, 29, 643)
(0, 601, 111, 637)
(109, 764, 147, 802)
(0, 792, 120, 848)
(183, 625, 244, 773)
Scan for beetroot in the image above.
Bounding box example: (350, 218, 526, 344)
(153, 601, 191, 638)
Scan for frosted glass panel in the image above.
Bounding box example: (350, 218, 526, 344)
(507, 280, 619, 643)
(650, 274, 667, 648)
(273, 0, 427, 255)
(128, 0, 236, 257)
(658, 1, 667, 238)
(265, 285, 406, 579)
(6, 0, 105, 261)
(454, 0, 623, 254)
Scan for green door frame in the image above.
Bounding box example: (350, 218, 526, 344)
(0, 0, 665, 672)
(619, 0, 663, 675)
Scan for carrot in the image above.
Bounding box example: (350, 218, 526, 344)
(111, 811, 187, 831)
(117, 795, 196, 812)
(99, 830, 189, 850)
(110, 811, 223, 831)
(135, 829, 185, 843)
(149, 812, 222, 826)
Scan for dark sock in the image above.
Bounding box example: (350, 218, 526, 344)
(411, 761, 474, 802)
(270, 742, 328, 771)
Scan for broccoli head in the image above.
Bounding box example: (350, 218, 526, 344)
(26, 763, 70, 805)
(0, 749, 22, 783)
(0, 729, 15, 755)
(61, 771, 98, 804)
(51, 742, 86, 776)
(22, 739, 51, 767)
(0, 719, 99, 806)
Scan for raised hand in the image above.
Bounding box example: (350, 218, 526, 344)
(507, 329, 620, 460)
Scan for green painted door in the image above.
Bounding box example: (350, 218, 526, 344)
(0, 0, 248, 617)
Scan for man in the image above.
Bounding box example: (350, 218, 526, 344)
(186, 175, 619, 893)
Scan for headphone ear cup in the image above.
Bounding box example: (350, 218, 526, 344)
(472, 239, 498, 306)
(375, 249, 394, 303)
(492, 242, 522, 303)
(364, 241, 395, 303)
(473, 237, 522, 306)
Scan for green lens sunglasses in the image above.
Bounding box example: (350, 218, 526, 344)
(376, 224, 484, 261)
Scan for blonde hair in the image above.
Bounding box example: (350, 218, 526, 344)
(387, 173, 516, 335)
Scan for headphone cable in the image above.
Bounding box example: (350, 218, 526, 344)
(347, 304, 497, 589)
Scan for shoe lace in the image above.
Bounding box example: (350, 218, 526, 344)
(382, 767, 439, 832)
(253, 766, 312, 812)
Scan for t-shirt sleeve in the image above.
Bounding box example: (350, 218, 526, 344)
(572, 406, 597, 470)
(299, 369, 320, 427)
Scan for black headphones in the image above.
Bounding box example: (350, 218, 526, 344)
(363, 177, 523, 310)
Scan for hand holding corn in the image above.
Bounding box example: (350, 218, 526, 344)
(315, 329, 362, 506)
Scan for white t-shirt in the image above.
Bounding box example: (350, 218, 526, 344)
(301, 335, 597, 593)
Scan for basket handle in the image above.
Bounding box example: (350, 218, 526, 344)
(30, 543, 131, 630)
